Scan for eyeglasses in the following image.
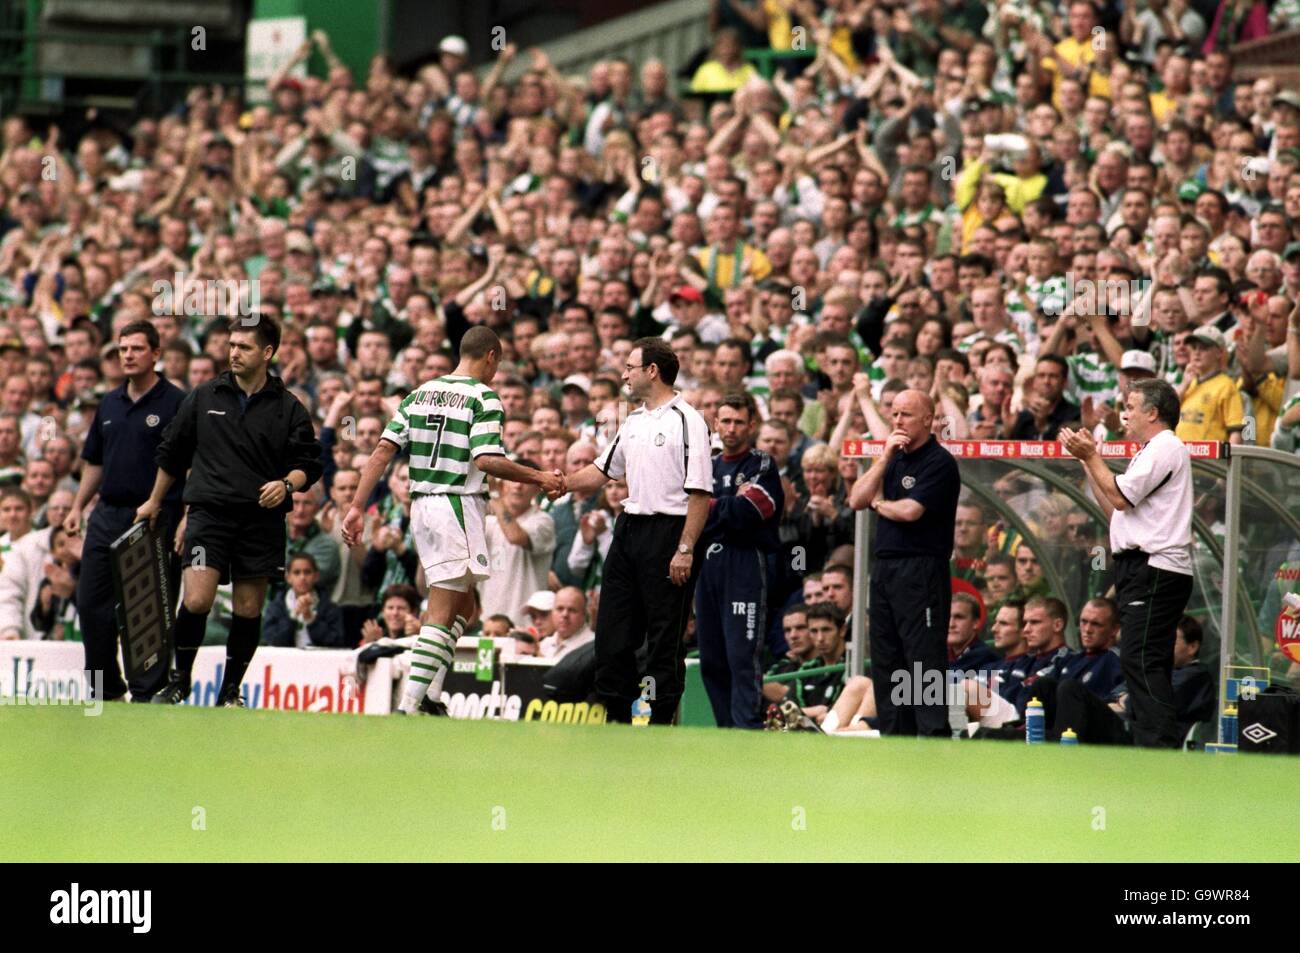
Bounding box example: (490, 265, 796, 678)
(624, 364, 645, 372)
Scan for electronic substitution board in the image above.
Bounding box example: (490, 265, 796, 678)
(110, 521, 173, 683)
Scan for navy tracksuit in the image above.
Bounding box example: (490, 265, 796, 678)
(694, 448, 784, 728)
(1059, 647, 1124, 697)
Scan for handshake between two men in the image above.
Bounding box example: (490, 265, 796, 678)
(537, 468, 567, 500)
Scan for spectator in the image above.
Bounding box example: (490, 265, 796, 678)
(511, 629, 540, 657)
(1175, 326, 1245, 443)
(480, 465, 557, 623)
(548, 440, 601, 589)
(1008, 354, 1080, 439)
(30, 523, 80, 640)
(764, 603, 815, 688)
(796, 602, 849, 722)
(360, 583, 423, 645)
(690, 28, 759, 96)
(284, 484, 342, 597)
(0, 485, 33, 567)
(0, 496, 49, 640)
(264, 553, 347, 648)
(790, 443, 853, 574)
(520, 590, 557, 642)
(538, 586, 594, 660)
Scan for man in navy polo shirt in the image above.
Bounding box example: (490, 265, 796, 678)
(849, 390, 960, 736)
(65, 320, 185, 702)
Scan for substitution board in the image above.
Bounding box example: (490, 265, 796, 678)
(110, 521, 174, 684)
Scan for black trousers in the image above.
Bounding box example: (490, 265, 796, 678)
(595, 513, 701, 724)
(78, 502, 180, 700)
(1114, 552, 1194, 748)
(1053, 678, 1133, 745)
(869, 555, 950, 737)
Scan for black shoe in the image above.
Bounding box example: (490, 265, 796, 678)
(217, 686, 246, 708)
(151, 674, 191, 704)
(418, 696, 449, 717)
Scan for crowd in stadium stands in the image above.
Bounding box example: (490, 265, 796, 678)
(0, 6, 1298, 729)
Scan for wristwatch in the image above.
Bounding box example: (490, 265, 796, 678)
(283, 478, 294, 497)
(677, 544, 691, 555)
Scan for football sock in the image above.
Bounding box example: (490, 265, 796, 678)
(172, 606, 209, 683)
(401, 624, 456, 713)
(220, 614, 261, 698)
(822, 709, 841, 733)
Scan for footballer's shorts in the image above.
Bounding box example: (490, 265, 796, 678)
(181, 502, 287, 584)
(411, 493, 490, 592)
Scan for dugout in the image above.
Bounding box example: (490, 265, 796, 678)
(841, 439, 1300, 747)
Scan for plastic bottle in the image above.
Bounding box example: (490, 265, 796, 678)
(631, 696, 651, 726)
(1060, 727, 1078, 746)
(1025, 699, 1045, 744)
(1221, 705, 1238, 746)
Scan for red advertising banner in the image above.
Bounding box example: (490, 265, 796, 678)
(840, 439, 1224, 460)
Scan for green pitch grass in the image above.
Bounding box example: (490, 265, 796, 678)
(2, 704, 1292, 862)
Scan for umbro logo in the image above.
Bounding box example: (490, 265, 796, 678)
(1242, 722, 1277, 745)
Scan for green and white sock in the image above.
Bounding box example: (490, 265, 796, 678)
(424, 618, 465, 701)
(399, 624, 456, 713)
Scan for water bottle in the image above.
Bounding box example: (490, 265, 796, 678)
(1221, 705, 1238, 746)
(631, 696, 651, 726)
(1025, 699, 1045, 744)
(1060, 727, 1078, 746)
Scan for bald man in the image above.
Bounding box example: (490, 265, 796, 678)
(849, 390, 962, 737)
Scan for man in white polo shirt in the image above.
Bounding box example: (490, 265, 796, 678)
(563, 337, 713, 724)
(1059, 378, 1194, 748)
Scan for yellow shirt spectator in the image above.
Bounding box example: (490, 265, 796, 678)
(1176, 371, 1245, 441)
(763, 0, 794, 50)
(696, 242, 772, 290)
(1041, 37, 1109, 111)
(691, 60, 759, 95)
(1243, 373, 1286, 446)
(1149, 90, 1178, 124)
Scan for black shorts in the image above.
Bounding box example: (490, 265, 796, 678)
(181, 502, 286, 584)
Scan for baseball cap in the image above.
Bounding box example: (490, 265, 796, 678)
(1274, 90, 1300, 111)
(524, 590, 556, 613)
(1177, 180, 1204, 202)
(1283, 241, 1300, 262)
(670, 285, 703, 304)
(1120, 350, 1156, 374)
(286, 233, 314, 254)
(439, 35, 469, 58)
(1189, 326, 1227, 349)
(562, 373, 592, 394)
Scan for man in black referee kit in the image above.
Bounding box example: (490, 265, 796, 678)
(137, 315, 323, 707)
(849, 389, 960, 737)
(1060, 379, 1193, 748)
(64, 320, 185, 702)
(564, 338, 713, 724)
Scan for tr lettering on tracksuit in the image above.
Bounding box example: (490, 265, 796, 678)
(693, 449, 784, 728)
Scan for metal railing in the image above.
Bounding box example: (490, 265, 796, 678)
(0, 24, 245, 113)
